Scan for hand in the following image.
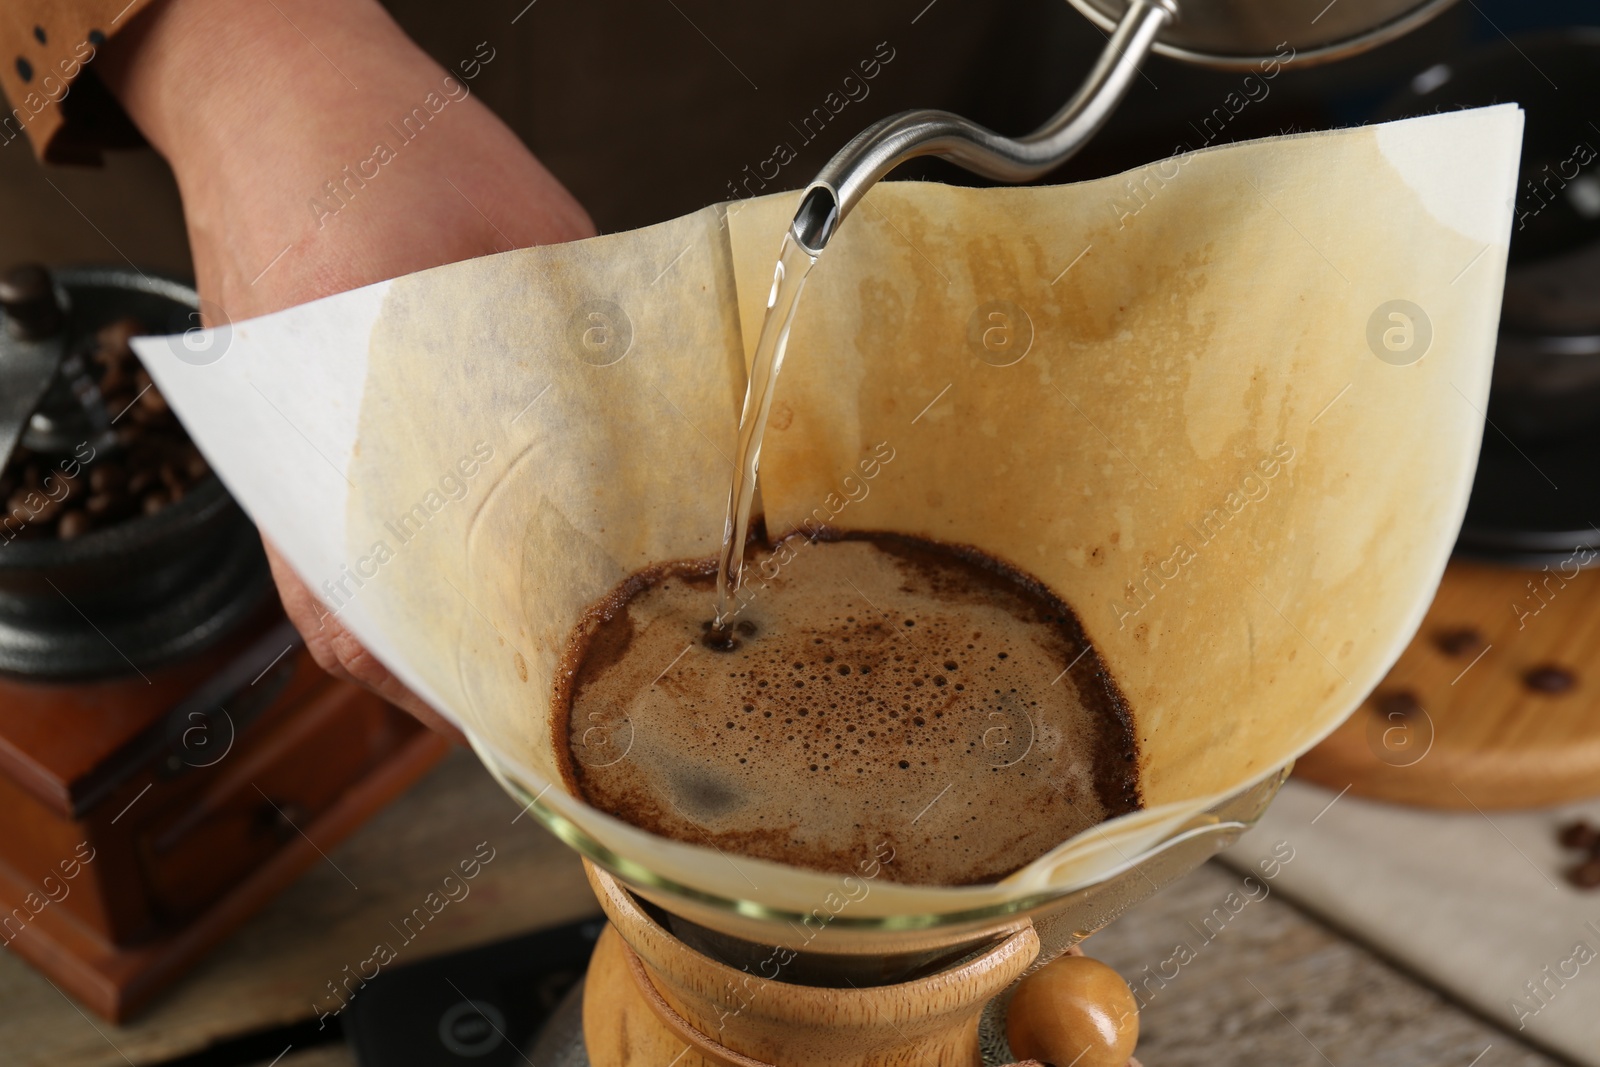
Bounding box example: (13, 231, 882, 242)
(100, 0, 596, 740)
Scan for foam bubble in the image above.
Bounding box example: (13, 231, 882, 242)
(553, 533, 1140, 886)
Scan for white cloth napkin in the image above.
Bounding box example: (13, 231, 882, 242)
(1222, 778, 1600, 1064)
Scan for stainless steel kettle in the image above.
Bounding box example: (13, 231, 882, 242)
(790, 0, 1459, 252)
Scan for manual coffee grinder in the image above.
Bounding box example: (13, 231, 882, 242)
(505, 1, 1467, 1063)
(0, 264, 449, 1021)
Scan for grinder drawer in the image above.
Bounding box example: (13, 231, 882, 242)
(138, 675, 398, 923)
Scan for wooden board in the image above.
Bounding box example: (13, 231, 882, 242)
(1297, 558, 1600, 808)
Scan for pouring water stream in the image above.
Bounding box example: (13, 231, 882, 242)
(710, 231, 816, 629)
(709, 0, 1171, 628)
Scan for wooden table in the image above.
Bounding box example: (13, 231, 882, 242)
(0, 748, 1565, 1067)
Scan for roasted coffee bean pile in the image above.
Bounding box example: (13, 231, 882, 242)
(0, 317, 209, 541)
(1558, 819, 1600, 889)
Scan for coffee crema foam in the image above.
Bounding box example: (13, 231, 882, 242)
(552, 532, 1141, 886)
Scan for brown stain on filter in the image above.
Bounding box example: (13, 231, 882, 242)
(734, 123, 1497, 810)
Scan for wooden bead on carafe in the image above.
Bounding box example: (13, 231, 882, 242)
(1006, 952, 1138, 1067)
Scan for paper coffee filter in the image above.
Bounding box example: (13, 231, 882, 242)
(132, 106, 1521, 925)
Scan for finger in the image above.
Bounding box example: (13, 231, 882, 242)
(261, 535, 465, 746)
(262, 536, 357, 685)
(325, 617, 467, 745)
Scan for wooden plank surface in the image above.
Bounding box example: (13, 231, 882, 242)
(244, 860, 1566, 1067)
(1, 746, 1565, 1067)
(1086, 862, 1562, 1067)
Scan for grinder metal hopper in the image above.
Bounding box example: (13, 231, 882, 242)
(132, 105, 1522, 1045)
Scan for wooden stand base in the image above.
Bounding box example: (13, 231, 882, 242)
(1298, 559, 1600, 808)
(580, 861, 1040, 1067)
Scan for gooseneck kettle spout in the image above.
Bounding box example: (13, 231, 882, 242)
(790, 0, 1176, 254)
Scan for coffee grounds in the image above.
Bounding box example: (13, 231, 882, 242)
(552, 530, 1141, 887)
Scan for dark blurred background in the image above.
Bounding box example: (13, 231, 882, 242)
(1, 0, 1591, 270)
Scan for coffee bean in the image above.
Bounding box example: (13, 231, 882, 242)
(129, 401, 166, 427)
(1434, 627, 1483, 657)
(88, 461, 125, 495)
(1524, 666, 1575, 694)
(1569, 859, 1600, 890)
(140, 386, 169, 414)
(142, 490, 170, 516)
(102, 390, 133, 419)
(98, 359, 128, 394)
(29, 493, 63, 524)
(1374, 690, 1423, 719)
(1559, 820, 1600, 853)
(57, 510, 89, 539)
(96, 316, 141, 355)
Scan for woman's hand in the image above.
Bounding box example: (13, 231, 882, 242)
(99, 0, 596, 739)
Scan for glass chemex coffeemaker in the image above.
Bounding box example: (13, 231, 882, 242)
(123, 0, 1511, 1062)
(463, 2, 1484, 1063)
